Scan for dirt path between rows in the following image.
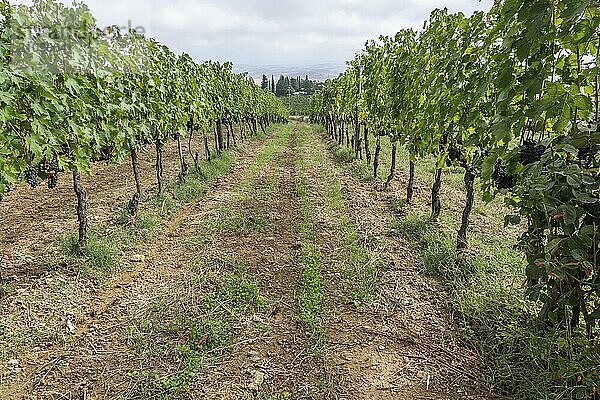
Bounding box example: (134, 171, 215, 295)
(186, 124, 326, 398)
(300, 125, 491, 399)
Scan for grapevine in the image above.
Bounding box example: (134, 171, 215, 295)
(0, 0, 288, 251)
(310, 0, 600, 395)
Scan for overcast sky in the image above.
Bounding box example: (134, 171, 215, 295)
(17, 0, 493, 67)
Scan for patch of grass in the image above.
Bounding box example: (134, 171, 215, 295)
(319, 167, 376, 304)
(114, 207, 160, 241)
(151, 193, 179, 220)
(133, 315, 231, 399)
(325, 177, 344, 211)
(234, 127, 290, 204)
(198, 151, 235, 181)
(131, 267, 266, 399)
(341, 225, 376, 304)
(393, 213, 461, 280)
(349, 161, 373, 181)
(252, 130, 268, 141)
(231, 213, 267, 233)
(202, 210, 268, 235)
(173, 176, 206, 202)
(250, 127, 290, 174)
(298, 242, 323, 332)
(59, 232, 119, 282)
(390, 197, 408, 214)
(136, 211, 159, 232)
(295, 131, 325, 351)
(259, 173, 279, 202)
(418, 229, 458, 278)
(149, 151, 237, 219)
(328, 141, 356, 164)
(204, 273, 267, 315)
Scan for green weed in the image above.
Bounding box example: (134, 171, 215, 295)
(59, 232, 119, 282)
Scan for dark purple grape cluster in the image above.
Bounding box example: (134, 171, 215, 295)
(448, 142, 463, 162)
(45, 158, 60, 189)
(492, 161, 515, 190)
(439, 132, 449, 153)
(60, 144, 71, 156)
(97, 146, 112, 162)
(25, 165, 39, 188)
(577, 147, 597, 169)
(520, 140, 546, 165)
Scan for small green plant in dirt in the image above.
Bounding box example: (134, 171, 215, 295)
(135, 212, 159, 233)
(341, 238, 376, 305)
(328, 141, 355, 164)
(295, 132, 325, 350)
(204, 273, 267, 315)
(325, 179, 344, 211)
(298, 242, 324, 344)
(59, 232, 119, 282)
(131, 312, 233, 398)
(390, 197, 408, 215)
(258, 173, 279, 202)
(393, 213, 459, 280)
(132, 318, 229, 399)
(204, 210, 268, 235)
(153, 193, 179, 219)
(321, 171, 376, 304)
(113, 206, 160, 241)
(231, 213, 268, 233)
(173, 175, 207, 203)
(197, 151, 235, 181)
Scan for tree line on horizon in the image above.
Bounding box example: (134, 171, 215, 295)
(261, 74, 321, 97)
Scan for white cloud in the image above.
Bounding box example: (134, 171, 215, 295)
(13, 0, 494, 67)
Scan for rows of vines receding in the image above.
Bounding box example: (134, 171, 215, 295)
(0, 0, 287, 253)
(310, 0, 599, 396)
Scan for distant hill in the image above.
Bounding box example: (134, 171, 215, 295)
(234, 63, 345, 83)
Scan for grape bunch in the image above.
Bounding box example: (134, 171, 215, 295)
(187, 119, 199, 131)
(492, 161, 515, 190)
(45, 158, 60, 189)
(60, 144, 71, 156)
(25, 165, 39, 188)
(577, 147, 597, 169)
(520, 140, 546, 165)
(439, 132, 449, 153)
(97, 146, 112, 162)
(448, 142, 463, 162)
